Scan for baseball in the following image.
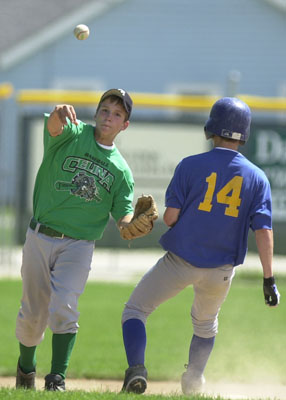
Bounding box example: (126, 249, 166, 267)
(74, 24, 90, 40)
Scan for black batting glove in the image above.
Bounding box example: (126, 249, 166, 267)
(263, 276, 280, 307)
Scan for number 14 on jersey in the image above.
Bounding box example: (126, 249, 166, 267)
(198, 173, 243, 218)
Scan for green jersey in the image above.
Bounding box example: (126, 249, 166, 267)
(32, 115, 134, 240)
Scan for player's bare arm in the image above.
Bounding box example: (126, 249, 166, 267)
(47, 104, 78, 137)
(163, 207, 181, 227)
(255, 228, 274, 278)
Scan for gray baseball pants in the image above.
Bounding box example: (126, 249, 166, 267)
(16, 227, 94, 347)
(122, 251, 235, 338)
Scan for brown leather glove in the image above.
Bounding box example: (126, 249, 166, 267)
(120, 195, 159, 240)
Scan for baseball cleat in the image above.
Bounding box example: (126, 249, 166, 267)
(44, 373, 66, 391)
(16, 360, 36, 390)
(121, 364, 147, 394)
(181, 368, 206, 395)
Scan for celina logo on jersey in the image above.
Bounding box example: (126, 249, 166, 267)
(61, 156, 115, 192)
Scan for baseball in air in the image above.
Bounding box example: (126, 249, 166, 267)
(74, 24, 90, 40)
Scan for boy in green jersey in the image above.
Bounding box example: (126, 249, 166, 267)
(15, 89, 141, 391)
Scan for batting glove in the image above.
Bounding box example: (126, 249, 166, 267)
(263, 276, 280, 307)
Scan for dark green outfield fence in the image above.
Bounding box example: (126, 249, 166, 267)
(241, 122, 286, 254)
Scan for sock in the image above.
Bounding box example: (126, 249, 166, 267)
(188, 334, 215, 375)
(19, 342, 37, 373)
(51, 333, 76, 379)
(122, 318, 146, 367)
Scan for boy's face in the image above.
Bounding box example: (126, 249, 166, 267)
(94, 98, 129, 145)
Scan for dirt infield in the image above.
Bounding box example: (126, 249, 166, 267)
(1, 377, 286, 399)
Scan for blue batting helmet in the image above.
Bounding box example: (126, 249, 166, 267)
(204, 97, 251, 142)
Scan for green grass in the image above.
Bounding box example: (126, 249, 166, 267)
(0, 274, 285, 387)
(0, 388, 222, 400)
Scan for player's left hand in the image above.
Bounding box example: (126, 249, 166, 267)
(263, 276, 280, 307)
(120, 195, 158, 240)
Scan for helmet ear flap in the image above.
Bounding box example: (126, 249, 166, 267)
(204, 126, 213, 140)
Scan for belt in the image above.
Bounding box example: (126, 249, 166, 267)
(29, 218, 67, 239)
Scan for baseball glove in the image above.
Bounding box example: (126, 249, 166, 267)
(120, 195, 159, 240)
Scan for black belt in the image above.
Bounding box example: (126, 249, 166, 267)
(29, 218, 68, 239)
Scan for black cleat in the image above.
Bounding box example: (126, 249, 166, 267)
(121, 364, 147, 394)
(16, 360, 36, 390)
(44, 373, 66, 391)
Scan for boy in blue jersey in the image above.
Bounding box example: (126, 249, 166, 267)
(120, 97, 280, 395)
